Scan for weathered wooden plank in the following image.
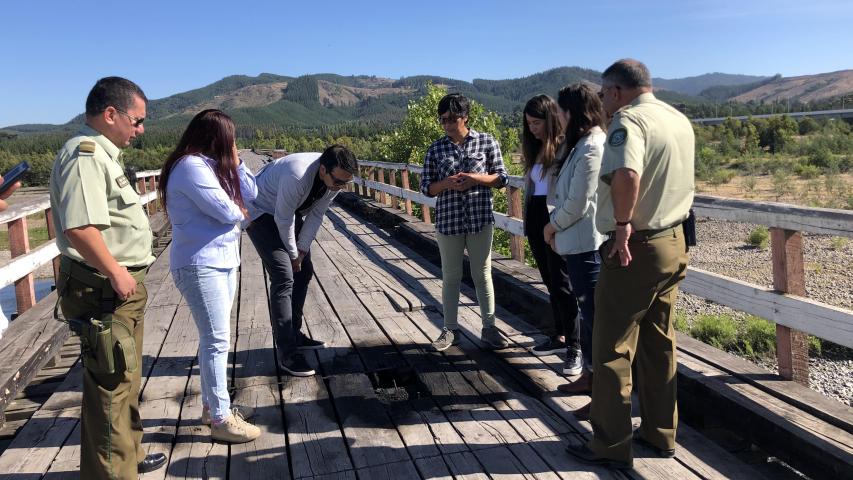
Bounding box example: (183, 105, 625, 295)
(678, 353, 853, 479)
(0, 406, 79, 475)
(677, 333, 853, 434)
(693, 194, 853, 237)
(356, 458, 421, 480)
(0, 291, 69, 422)
(137, 397, 184, 480)
(161, 394, 227, 480)
(141, 305, 197, 402)
(282, 374, 353, 479)
(326, 373, 410, 469)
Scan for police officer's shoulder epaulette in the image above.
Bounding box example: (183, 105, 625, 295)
(78, 140, 97, 156)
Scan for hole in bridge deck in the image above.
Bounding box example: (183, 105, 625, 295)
(370, 365, 431, 404)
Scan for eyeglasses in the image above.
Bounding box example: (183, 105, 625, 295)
(437, 115, 460, 125)
(115, 108, 145, 127)
(329, 171, 352, 186)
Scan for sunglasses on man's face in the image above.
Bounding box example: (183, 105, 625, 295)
(438, 115, 461, 125)
(115, 108, 145, 127)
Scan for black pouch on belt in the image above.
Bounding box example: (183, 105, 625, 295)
(682, 208, 697, 249)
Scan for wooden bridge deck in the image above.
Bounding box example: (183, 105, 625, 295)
(0, 206, 768, 480)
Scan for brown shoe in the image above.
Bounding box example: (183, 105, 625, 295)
(573, 402, 591, 421)
(557, 371, 592, 395)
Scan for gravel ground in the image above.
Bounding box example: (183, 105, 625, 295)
(678, 217, 853, 406)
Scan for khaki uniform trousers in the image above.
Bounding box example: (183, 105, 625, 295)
(60, 263, 147, 480)
(587, 227, 687, 463)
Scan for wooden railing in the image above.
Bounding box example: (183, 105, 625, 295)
(350, 160, 853, 384)
(0, 170, 162, 317)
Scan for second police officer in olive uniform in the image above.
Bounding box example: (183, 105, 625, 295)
(565, 60, 694, 470)
(49, 77, 167, 479)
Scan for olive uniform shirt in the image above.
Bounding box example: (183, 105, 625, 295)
(49, 125, 154, 267)
(596, 92, 695, 233)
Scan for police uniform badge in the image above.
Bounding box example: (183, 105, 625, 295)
(609, 128, 628, 147)
(116, 175, 130, 188)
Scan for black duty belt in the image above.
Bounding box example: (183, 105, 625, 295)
(607, 225, 681, 243)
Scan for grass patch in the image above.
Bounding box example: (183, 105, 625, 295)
(741, 316, 776, 359)
(746, 226, 770, 249)
(690, 314, 738, 350)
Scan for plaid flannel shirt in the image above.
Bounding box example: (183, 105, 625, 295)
(420, 129, 508, 235)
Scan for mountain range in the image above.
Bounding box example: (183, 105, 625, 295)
(3, 67, 851, 134)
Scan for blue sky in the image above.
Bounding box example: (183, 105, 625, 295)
(1, 0, 851, 127)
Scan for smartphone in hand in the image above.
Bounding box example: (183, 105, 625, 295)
(0, 161, 29, 194)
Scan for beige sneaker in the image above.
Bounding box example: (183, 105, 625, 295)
(211, 411, 261, 443)
(202, 404, 255, 425)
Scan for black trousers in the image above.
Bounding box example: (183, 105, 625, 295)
(246, 213, 313, 360)
(525, 195, 579, 345)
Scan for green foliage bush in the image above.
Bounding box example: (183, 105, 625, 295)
(690, 315, 738, 350)
(741, 316, 776, 359)
(794, 162, 821, 179)
(747, 226, 770, 249)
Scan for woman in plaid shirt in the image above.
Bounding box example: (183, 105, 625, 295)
(421, 93, 510, 351)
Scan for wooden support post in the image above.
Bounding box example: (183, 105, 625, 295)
(353, 167, 362, 196)
(771, 227, 809, 385)
(388, 169, 400, 209)
(137, 178, 151, 215)
(8, 217, 36, 314)
(368, 167, 376, 199)
(44, 207, 60, 283)
(417, 172, 431, 224)
(507, 186, 525, 262)
(377, 168, 387, 205)
(400, 168, 413, 216)
(148, 177, 157, 212)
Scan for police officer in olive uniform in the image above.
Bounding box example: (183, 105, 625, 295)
(565, 60, 694, 470)
(49, 77, 167, 479)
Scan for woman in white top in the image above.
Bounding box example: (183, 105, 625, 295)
(521, 94, 581, 371)
(543, 82, 607, 395)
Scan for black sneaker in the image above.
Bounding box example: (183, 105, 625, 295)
(280, 354, 315, 377)
(531, 337, 566, 356)
(298, 336, 327, 350)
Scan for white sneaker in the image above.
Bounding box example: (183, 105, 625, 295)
(211, 411, 261, 443)
(202, 404, 255, 425)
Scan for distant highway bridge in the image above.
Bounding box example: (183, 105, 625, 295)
(691, 108, 853, 125)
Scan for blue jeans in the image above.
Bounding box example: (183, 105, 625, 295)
(564, 250, 601, 370)
(172, 265, 236, 422)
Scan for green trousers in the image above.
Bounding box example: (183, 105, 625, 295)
(587, 227, 688, 464)
(60, 266, 147, 480)
(436, 225, 495, 330)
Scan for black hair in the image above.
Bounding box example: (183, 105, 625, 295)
(85, 76, 148, 117)
(437, 93, 471, 120)
(318, 144, 358, 174)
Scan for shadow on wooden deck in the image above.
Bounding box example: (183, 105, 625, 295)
(0, 206, 783, 480)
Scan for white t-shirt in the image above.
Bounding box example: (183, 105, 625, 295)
(530, 163, 549, 196)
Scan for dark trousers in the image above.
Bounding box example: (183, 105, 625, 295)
(564, 250, 601, 369)
(588, 227, 687, 463)
(59, 264, 147, 480)
(246, 213, 313, 360)
(525, 195, 579, 343)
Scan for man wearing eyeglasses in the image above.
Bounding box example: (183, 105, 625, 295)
(49, 76, 167, 478)
(564, 59, 694, 470)
(246, 145, 358, 377)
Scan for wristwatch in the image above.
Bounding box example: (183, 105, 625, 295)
(615, 220, 631, 226)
